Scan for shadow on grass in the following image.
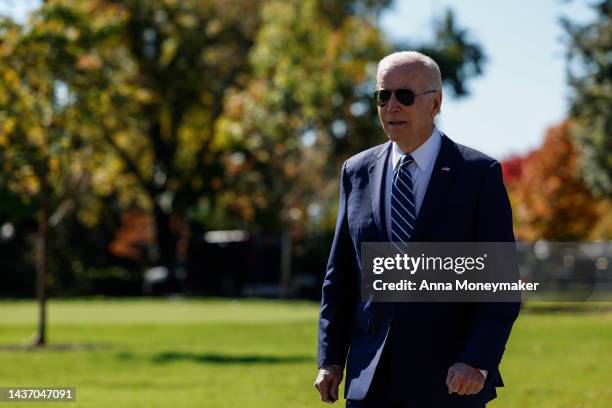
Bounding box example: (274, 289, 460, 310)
(148, 351, 313, 365)
(0, 343, 111, 352)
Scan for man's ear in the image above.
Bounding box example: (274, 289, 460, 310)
(432, 91, 442, 117)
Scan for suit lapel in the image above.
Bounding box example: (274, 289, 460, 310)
(412, 134, 460, 241)
(368, 142, 391, 241)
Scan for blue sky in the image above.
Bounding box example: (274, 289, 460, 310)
(1, 0, 597, 159)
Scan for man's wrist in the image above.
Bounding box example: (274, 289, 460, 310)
(456, 359, 489, 379)
(319, 364, 343, 373)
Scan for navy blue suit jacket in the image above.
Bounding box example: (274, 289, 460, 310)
(317, 133, 520, 405)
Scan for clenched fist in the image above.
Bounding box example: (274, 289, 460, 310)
(314, 365, 343, 403)
(446, 362, 485, 395)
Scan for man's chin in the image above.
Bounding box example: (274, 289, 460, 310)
(386, 132, 407, 143)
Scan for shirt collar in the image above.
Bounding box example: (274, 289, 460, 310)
(392, 126, 441, 172)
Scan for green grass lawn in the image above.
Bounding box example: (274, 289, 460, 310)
(0, 299, 610, 407)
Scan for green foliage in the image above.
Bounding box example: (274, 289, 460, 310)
(0, 4, 117, 226)
(0, 18, 63, 201)
(563, 0, 612, 197)
(1, 0, 490, 279)
(0, 0, 269, 273)
(216, 0, 389, 231)
(30, 0, 263, 216)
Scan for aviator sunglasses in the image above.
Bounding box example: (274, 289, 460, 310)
(373, 89, 437, 107)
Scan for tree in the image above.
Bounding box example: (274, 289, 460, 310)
(503, 122, 603, 241)
(17, 0, 265, 287)
(563, 0, 612, 196)
(0, 16, 93, 345)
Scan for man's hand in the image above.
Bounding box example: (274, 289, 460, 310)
(446, 362, 485, 395)
(314, 365, 343, 403)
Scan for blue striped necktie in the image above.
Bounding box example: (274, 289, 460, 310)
(391, 154, 416, 251)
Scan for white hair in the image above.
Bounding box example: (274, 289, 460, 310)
(377, 51, 442, 91)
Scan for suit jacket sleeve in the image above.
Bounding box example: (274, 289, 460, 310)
(458, 161, 521, 374)
(317, 162, 358, 369)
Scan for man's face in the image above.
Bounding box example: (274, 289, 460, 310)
(376, 63, 440, 146)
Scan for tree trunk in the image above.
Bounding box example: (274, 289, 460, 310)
(152, 203, 179, 292)
(33, 173, 49, 347)
(279, 230, 292, 298)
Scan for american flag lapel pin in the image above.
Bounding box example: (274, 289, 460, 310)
(441, 166, 451, 172)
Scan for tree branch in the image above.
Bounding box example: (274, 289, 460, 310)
(101, 130, 156, 196)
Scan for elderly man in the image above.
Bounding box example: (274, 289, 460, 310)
(314, 51, 520, 407)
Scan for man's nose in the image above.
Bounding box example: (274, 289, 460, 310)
(385, 92, 401, 112)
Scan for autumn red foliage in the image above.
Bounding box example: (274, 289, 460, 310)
(502, 121, 609, 241)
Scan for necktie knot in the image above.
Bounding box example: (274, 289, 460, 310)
(399, 154, 414, 169)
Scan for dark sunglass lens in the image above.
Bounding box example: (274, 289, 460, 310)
(395, 89, 415, 106)
(375, 90, 392, 106)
